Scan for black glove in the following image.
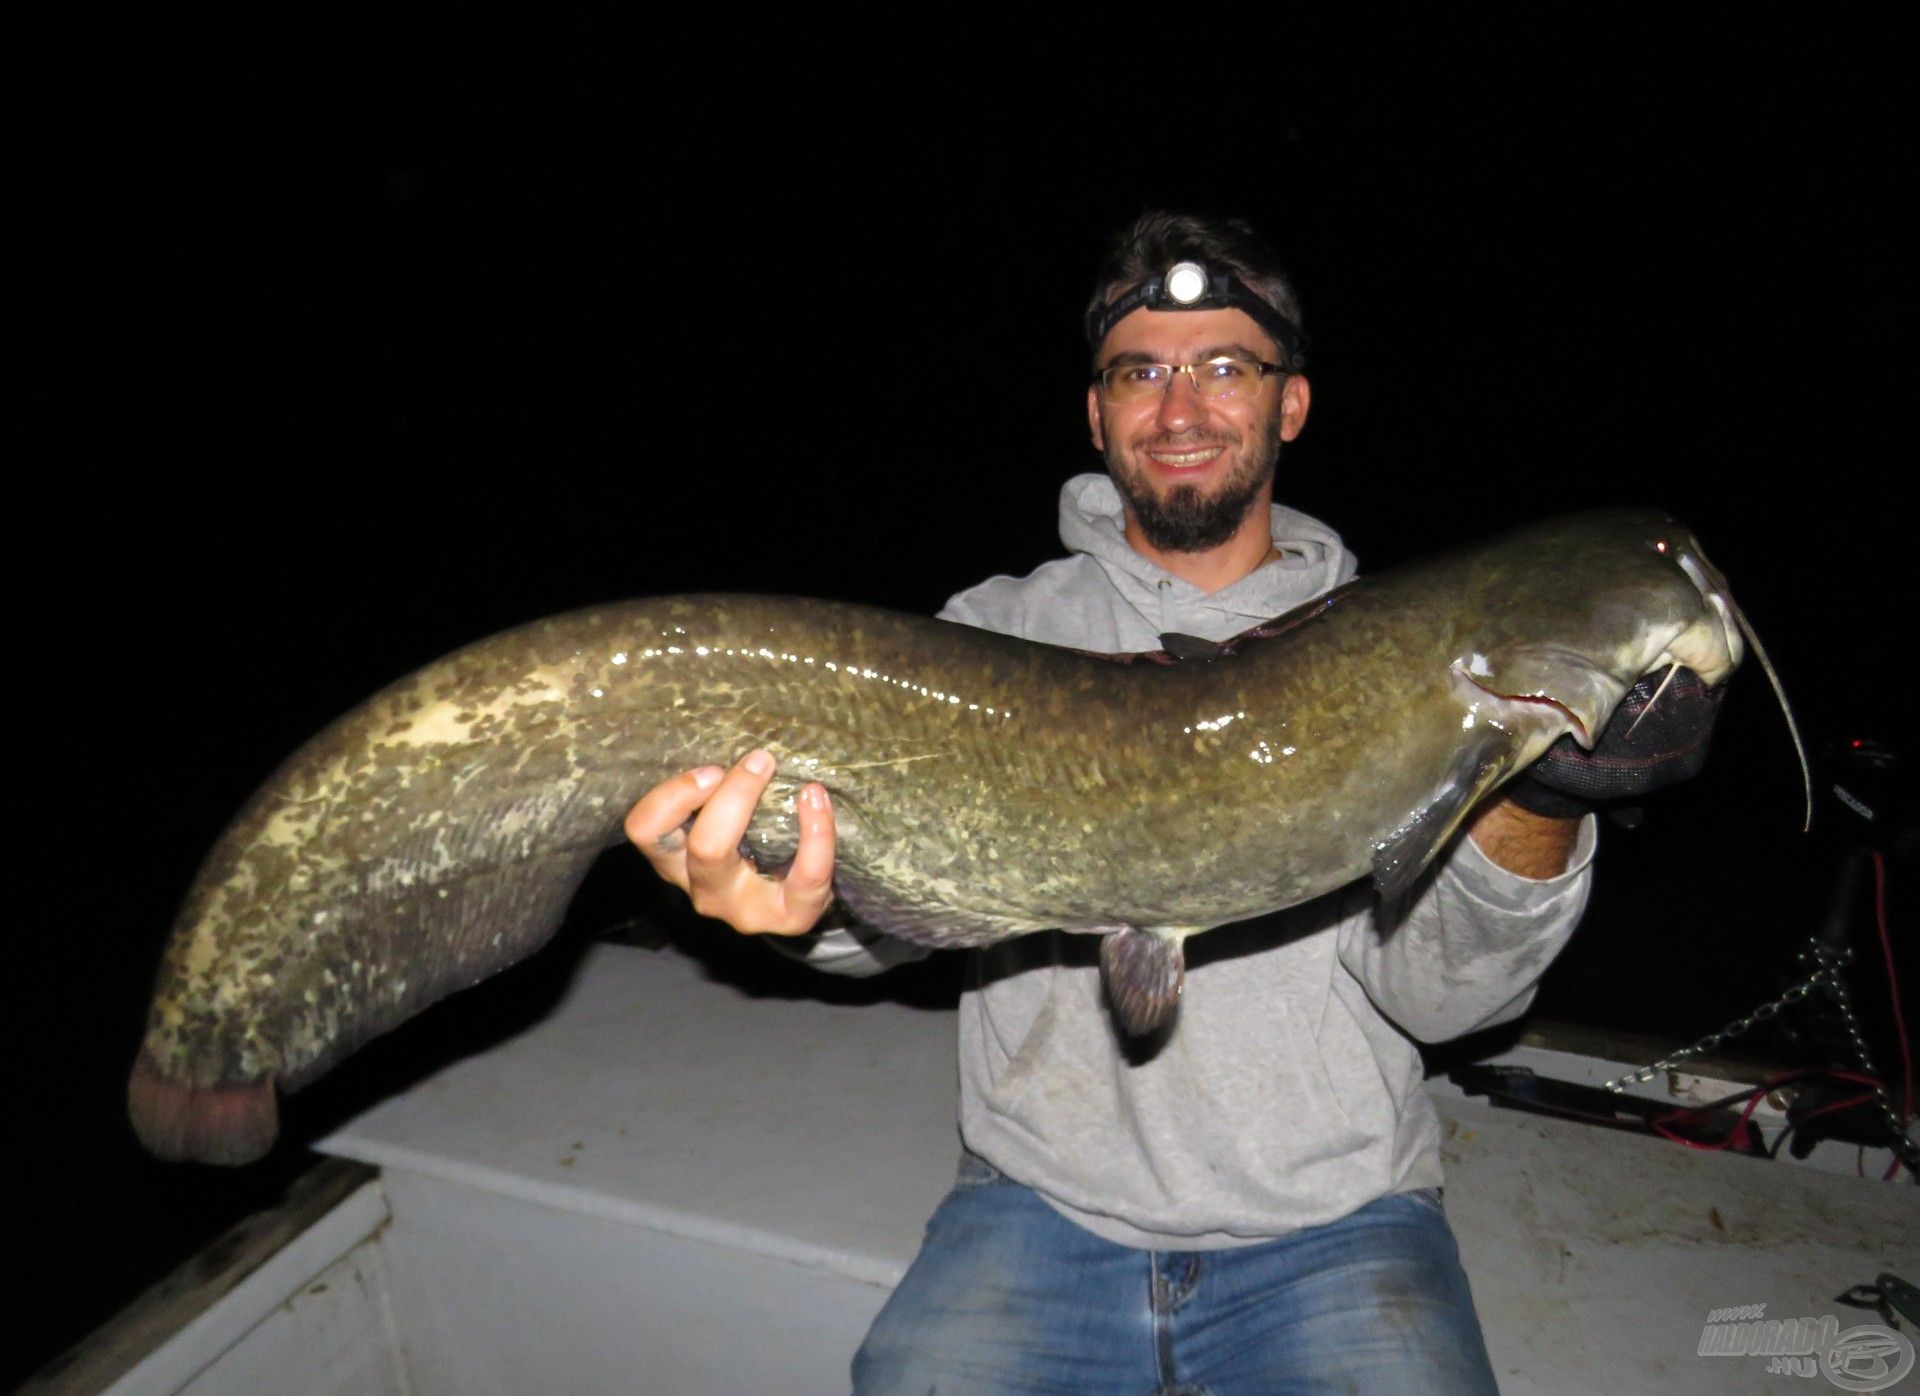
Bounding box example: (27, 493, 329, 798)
(1506, 668, 1728, 820)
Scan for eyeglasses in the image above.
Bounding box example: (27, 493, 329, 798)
(1093, 356, 1288, 404)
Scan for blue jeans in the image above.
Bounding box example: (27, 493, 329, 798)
(853, 1153, 1498, 1395)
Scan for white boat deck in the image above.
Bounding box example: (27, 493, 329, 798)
(326, 941, 961, 1292)
(294, 942, 1916, 1394)
(318, 943, 958, 1396)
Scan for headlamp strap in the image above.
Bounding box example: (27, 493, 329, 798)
(1090, 262, 1306, 367)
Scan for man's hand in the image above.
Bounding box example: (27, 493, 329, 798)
(623, 750, 837, 936)
(1507, 668, 1727, 820)
(1474, 667, 1727, 879)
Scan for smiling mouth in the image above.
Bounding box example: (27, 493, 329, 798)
(1146, 446, 1226, 468)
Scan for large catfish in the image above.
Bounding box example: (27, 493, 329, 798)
(132, 509, 1752, 1164)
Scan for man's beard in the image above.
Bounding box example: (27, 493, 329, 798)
(1108, 415, 1284, 553)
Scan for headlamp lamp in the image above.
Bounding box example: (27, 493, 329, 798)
(1089, 260, 1307, 368)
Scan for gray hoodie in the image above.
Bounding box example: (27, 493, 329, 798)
(796, 474, 1594, 1249)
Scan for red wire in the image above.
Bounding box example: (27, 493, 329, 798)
(1652, 1070, 1884, 1155)
(1790, 1091, 1878, 1126)
(1653, 1089, 1769, 1152)
(1651, 1120, 1742, 1152)
(1872, 851, 1913, 1127)
(1656, 1068, 1878, 1125)
(1872, 851, 1916, 1182)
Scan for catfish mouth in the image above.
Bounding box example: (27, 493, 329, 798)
(1676, 535, 1813, 828)
(1671, 545, 1745, 684)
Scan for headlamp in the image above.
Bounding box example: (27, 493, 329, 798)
(1089, 260, 1306, 368)
(1163, 261, 1210, 306)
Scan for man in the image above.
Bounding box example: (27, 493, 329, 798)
(625, 213, 1597, 1394)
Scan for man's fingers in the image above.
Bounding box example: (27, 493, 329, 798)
(624, 766, 724, 880)
(684, 750, 776, 871)
(784, 783, 837, 901)
(731, 782, 836, 935)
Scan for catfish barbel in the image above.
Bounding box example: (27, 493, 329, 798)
(131, 509, 1762, 1165)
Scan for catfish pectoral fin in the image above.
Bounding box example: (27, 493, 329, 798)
(128, 1052, 278, 1166)
(1370, 730, 1515, 905)
(1099, 926, 1189, 1036)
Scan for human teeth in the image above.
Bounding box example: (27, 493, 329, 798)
(1150, 448, 1222, 466)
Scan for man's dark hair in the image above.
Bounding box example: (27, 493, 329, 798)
(1084, 211, 1305, 365)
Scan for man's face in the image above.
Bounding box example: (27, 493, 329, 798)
(1086, 307, 1311, 553)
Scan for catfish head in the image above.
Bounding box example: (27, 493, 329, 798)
(1451, 509, 1748, 761)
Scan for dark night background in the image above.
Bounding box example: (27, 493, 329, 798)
(17, 22, 1913, 1388)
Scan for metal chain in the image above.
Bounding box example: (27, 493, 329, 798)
(1821, 943, 1920, 1172)
(1602, 938, 1833, 1091)
(1603, 934, 1920, 1174)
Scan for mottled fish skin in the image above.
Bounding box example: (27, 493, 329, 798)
(133, 509, 1744, 1161)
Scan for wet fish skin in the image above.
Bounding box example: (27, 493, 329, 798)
(130, 508, 1744, 1164)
